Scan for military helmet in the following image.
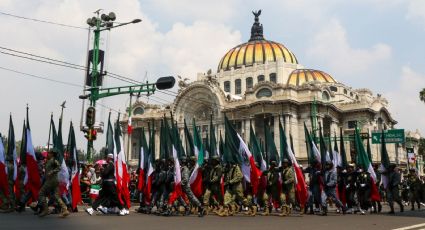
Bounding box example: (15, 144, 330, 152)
(270, 160, 277, 167)
(211, 155, 220, 161)
(282, 159, 289, 164)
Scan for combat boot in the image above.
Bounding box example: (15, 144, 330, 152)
(279, 205, 288, 217)
(321, 206, 327, 216)
(218, 206, 229, 217)
(388, 204, 395, 214)
(261, 206, 270, 216)
(38, 203, 49, 217)
(60, 208, 70, 218)
(300, 206, 304, 216)
(250, 206, 257, 217)
(198, 206, 205, 217)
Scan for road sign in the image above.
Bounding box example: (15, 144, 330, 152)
(371, 129, 405, 144)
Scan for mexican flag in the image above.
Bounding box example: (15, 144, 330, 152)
(168, 141, 182, 204)
(143, 123, 155, 204)
(52, 115, 70, 195)
(114, 118, 131, 209)
(7, 115, 18, 184)
(304, 123, 321, 164)
(224, 116, 261, 195)
(339, 127, 348, 168)
(68, 122, 82, 209)
(25, 109, 41, 200)
(354, 127, 380, 201)
(249, 124, 266, 172)
(189, 119, 204, 198)
(138, 128, 148, 192)
(0, 133, 9, 198)
(379, 129, 390, 189)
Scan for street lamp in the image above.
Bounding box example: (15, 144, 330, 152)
(83, 11, 142, 161)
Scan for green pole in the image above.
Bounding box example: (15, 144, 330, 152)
(87, 14, 101, 162)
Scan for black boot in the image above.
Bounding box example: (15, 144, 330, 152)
(16, 202, 25, 213)
(377, 202, 382, 213)
(398, 201, 404, 212)
(388, 204, 395, 214)
(198, 206, 205, 217)
(321, 207, 327, 216)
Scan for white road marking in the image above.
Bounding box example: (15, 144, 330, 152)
(393, 223, 425, 230)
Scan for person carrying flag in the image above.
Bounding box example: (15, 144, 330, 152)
(38, 148, 69, 218)
(202, 155, 223, 214)
(321, 161, 346, 216)
(180, 157, 204, 217)
(86, 154, 124, 216)
(281, 159, 295, 216)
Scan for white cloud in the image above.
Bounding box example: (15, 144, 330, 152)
(406, 0, 425, 24)
(386, 66, 425, 133)
(306, 19, 392, 76)
(0, 0, 241, 150)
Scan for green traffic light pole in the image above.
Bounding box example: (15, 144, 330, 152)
(83, 11, 174, 162)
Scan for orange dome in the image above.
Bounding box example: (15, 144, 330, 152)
(287, 69, 337, 86)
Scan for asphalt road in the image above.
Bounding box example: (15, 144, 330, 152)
(0, 206, 424, 230)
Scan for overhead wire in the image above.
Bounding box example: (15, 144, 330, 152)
(0, 11, 88, 30)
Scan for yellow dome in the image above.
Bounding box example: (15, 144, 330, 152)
(287, 69, 337, 86)
(218, 10, 298, 72)
(218, 40, 298, 72)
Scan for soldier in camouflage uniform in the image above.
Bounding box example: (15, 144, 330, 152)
(219, 162, 256, 217)
(203, 155, 223, 213)
(263, 161, 286, 216)
(407, 168, 422, 210)
(281, 159, 295, 216)
(180, 157, 204, 217)
(38, 149, 69, 218)
(386, 163, 404, 214)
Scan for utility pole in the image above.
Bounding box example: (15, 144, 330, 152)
(82, 11, 175, 162)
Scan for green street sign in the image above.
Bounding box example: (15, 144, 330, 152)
(371, 129, 405, 144)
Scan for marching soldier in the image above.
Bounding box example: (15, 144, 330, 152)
(386, 163, 404, 214)
(180, 157, 204, 217)
(203, 155, 223, 213)
(407, 168, 422, 210)
(264, 161, 286, 216)
(371, 163, 382, 213)
(281, 159, 295, 215)
(321, 161, 346, 215)
(220, 162, 257, 217)
(38, 148, 69, 218)
(356, 167, 371, 214)
(345, 164, 357, 213)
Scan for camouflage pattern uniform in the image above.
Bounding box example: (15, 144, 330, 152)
(281, 165, 296, 212)
(221, 164, 256, 216)
(386, 165, 403, 214)
(407, 169, 422, 210)
(181, 164, 201, 208)
(38, 156, 68, 217)
(203, 160, 223, 207)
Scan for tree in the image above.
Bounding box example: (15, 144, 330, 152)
(420, 88, 425, 103)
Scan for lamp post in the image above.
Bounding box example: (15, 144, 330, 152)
(83, 11, 175, 162)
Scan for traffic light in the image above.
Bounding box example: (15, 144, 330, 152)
(86, 106, 96, 127)
(91, 129, 97, 140)
(155, 76, 175, 90)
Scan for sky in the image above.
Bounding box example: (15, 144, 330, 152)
(0, 0, 425, 152)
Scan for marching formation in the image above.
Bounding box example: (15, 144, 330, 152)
(0, 109, 424, 219)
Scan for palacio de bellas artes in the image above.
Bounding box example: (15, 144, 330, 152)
(121, 11, 422, 174)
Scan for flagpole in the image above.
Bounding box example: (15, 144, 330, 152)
(47, 113, 53, 151)
(126, 94, 133, 163)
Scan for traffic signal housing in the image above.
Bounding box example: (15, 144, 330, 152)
(86, 106, 96, 127)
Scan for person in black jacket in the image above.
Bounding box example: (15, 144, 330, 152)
(386, 163, 404, 214)
(86, 154, 124, 216)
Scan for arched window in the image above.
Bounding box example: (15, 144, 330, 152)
(322, 91, 330, 101)
(256, 88, 272, 98)
(224, 81, 230, 92)
(269, 73, 277, 83)
(246, 77, 253, 90)
(133, 107, 144, 115)
(330, 86, 338, 92)
(235, 79, 241, 94)
(257, 75, 265, 82)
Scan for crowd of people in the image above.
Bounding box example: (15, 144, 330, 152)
(0, 145, 424, 219)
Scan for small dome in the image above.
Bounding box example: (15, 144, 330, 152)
(287, 69, 337, 86)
